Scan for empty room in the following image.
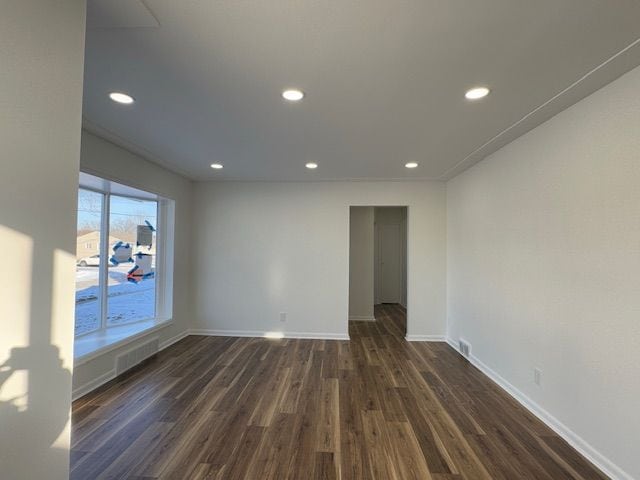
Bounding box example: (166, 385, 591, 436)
(2, 1, 640, 479)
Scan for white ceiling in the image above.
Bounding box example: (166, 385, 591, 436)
(83, 0, 640, 181)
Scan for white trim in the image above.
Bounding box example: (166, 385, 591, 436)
(445, 337, 632, 480)
(446, 337, 459, 351)
(189, 329, 349, 341)
(438, 36, 640, 180)
(405, 334, 446, 342)
(82, 125, 196, 181)
(349, 315, 376, 322)
(160, 329, 189, 350)
(72, 369, 116, 401)
(98, 189, 109, 330)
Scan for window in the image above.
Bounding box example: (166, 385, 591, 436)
(75, 173, 173, 339)
(76, 189, 103, 335)
(107, 194, 157, 326)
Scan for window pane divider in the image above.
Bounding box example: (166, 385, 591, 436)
(154, 200, 163, 320)
(98, 192, 110, 330)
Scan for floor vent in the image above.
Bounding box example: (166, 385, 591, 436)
(115, 337, 159, 375)
(459, 339, 471, 358)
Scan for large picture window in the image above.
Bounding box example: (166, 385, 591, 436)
(75, 173, 171, 338)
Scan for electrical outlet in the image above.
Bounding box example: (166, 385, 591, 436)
(280, 312, 287, 323)
(534, 368, 542, 386)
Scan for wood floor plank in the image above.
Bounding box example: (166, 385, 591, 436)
(338, 369, 373, 480)
(316, 378, 340, 453)
(72, 304, 609, 480)
(244, 412, 297, 480)
(386, 421, 434, 480)
(361, 409, 400, 479)
(314, 451, 338, 480)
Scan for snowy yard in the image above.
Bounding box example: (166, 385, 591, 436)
(75, 266, 155, 336)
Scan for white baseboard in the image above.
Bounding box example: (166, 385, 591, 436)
(160, 329, 190, 350)
(189, 329, 349, 341)
(349, 315, 376, 322)
(446, 337, 459, 350)
(445, 337, 631, 480)
(72, 369, 116, 401)
(405, 334, 446, 342)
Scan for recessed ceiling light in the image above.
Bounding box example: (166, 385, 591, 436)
(405, 162, 418, 169)
(465, 87, 490, 100)
(282, 89, 304, 101)
(305, 162, 318, 169)
(109, 92, 135, 104)
(210, 163, 223, 169)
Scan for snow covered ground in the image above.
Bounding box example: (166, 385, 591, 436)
(75, 266, 155, 336)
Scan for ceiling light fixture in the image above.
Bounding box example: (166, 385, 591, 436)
(465, 87, 490, 100)
(210, 163, 223, 169)
(282, 89, 305, 101)
(305, 162, 318, 169)
(109, 92, 135, 104)
(405, 162, 418, 169)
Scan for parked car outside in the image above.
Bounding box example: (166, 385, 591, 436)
(77, 254, 100, 267)
(77, 254, 137, 267)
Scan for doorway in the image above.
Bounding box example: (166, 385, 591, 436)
(349, 206, 407, 336)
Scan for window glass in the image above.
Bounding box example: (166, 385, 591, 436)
(107, 195, 157, 326)
(75, 189, 103, 336)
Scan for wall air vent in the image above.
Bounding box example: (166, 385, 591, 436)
(115, 337, 159, 375)
(459, 339, 471, 358)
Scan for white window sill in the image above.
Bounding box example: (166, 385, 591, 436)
(74, 319, 173, 366)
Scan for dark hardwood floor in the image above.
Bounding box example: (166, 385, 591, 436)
(71, 304, 607, 479)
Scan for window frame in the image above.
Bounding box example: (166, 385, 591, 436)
(75, 180, 169, 338)
(75, 187, 105, 337)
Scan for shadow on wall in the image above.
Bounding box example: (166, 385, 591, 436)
(0, 224, 74, 478)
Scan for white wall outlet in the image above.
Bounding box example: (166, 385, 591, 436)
(280, 312, 287, 323)
(534, 368, 542, 386)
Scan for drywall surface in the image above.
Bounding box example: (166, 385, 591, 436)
(349, 207, 375, 320)
(374, 207, 408, 306)
(447, 64, 640, 479)
(193, 181, 446, 338)
(0, 2, 86, 478)
(73, 131, 194, 393)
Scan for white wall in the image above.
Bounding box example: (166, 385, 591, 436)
(73, 131, 194, 394)
(0, 2, 86, 479)
(349, 207, 374, 320)
(193, 181, 446, 339)
(447, 64, 640, 479)
(374, 207, 407, 306)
